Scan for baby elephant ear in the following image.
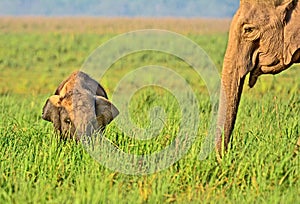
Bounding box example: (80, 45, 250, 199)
(42, 95, 61, 122)
(95, 96, 119, 127)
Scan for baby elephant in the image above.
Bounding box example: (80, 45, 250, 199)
(42, 71, 119, 141)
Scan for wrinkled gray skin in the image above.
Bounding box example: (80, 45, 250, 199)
(42, 71, 119, 141)
(217, 0, 300, 155)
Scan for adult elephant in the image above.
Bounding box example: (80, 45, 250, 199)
(216, 0, 300, 155)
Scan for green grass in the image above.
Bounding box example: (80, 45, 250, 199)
(0, 26, 299, 203)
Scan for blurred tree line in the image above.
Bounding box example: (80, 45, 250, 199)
(0, 0, 238, 17)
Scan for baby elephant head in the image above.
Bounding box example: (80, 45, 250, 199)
(42, 71, 119, 141)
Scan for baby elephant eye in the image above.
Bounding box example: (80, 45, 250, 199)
(64, 118, 71, 124)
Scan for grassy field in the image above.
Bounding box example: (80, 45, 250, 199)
(0, 17, 299, 203)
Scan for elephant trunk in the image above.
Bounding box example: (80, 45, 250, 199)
(71, 94, 100, 140)
(216, 57, 246, 156)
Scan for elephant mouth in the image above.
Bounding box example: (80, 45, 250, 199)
(260, 60, 284, 75)
(248, 51, 282, 88)
(261, 58, 280, 67)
